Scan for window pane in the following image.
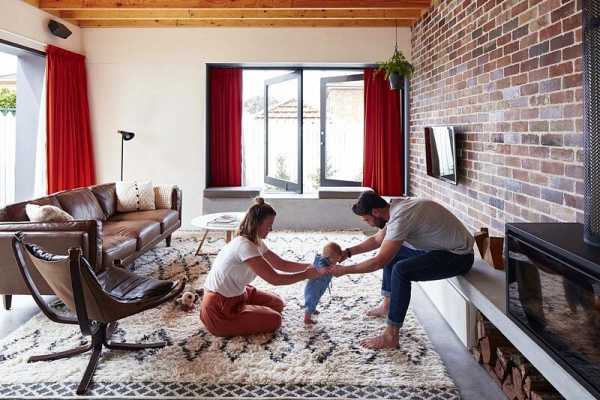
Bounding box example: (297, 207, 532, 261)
(242, 70, 292, 189)
(266, 76, 298, 184)
(324, 79, 364, 183)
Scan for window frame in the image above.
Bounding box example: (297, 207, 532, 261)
(205, 63, 410, 195)
(319, 73, 365, 187)
(264, 69, 303, 193)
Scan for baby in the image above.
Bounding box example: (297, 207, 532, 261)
(303, 242, 343, 324)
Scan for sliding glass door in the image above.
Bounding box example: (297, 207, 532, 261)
(264, 71, 302, 193)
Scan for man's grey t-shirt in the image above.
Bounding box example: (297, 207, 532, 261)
(384, 198, 474, 255)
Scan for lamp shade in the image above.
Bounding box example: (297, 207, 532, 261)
(118, 130, 135, 141)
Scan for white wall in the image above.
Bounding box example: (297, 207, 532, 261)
(83, 27, 411, 227)
(0, 0, 82, 53)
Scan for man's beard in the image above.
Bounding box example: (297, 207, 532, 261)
(374, 217, 387, 229)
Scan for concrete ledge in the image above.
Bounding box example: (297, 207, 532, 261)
(203, 187, 261, 198)
(203, 196, 371, 230)
(318, 186, 371, 199)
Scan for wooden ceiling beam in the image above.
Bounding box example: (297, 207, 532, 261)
(75, 18, 415, 27)
(39, 0, 431, 10)
(58, 8, 424, 20)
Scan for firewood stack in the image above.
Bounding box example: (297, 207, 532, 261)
(471, 312, 565, 400)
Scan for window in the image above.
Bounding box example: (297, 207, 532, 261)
(0, 51, 17, 206)
(0, 41, 46, 206)
(239, 66, 365, 194)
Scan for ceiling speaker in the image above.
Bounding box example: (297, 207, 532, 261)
(48, 20, 72, 39)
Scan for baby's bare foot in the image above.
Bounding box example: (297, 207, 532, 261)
(304, 313, 317, 325)
(366, 303, 388, 318)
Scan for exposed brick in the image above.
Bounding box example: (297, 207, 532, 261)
(408, 0, 583, 235)
(551, 1, 575, 23)
(566, 164, 584, 179)
(541, 160, 566, 175)
(541, 188, 564, 205)
(563, 73, 582, 89)
(550, 31, 575, 51)
(530, 120, 550, 131)
(550, 148, 575, 161)
(540, 22, 562, 41)
(539, 77, 562, 93)
(541, 133, 564, 146)
(549, 62, 573, 77)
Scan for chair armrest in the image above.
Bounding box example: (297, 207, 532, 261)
(0, 220, 103, 271)
(171, 186, 182, 221)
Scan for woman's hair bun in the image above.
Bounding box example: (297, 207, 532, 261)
(254, 196, 265, 205)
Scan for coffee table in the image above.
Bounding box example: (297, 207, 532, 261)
(190, 212, 245, 256)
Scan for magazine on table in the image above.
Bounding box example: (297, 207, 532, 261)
(207, 214, 240, 226)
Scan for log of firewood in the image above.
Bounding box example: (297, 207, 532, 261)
(530, 390, 563, 400)
(471, 346, 482, 364)
(497, 345, 519, 369)
(480, 337, 494, 365)
(494, 359, 509, 382)
(480, 331, 510, 365)
(524, 373, 553, 394)
(512, 366, 524, 393)
(477, 319, 498, 341)
(502, 375, 518, 400)
(518, 361, 534, 380)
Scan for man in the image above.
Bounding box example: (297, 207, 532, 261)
(331, 191, 474, 349)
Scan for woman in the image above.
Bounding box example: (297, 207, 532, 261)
(200, 197, 323, 337)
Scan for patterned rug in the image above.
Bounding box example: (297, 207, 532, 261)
(0, 231, 460, 399)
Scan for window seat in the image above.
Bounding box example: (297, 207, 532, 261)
(203, 187, 261, 198)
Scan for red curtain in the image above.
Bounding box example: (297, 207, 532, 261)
(46, 45, 96, 193)
(362, 68, 403, 196)
(209, 68, 242, 187)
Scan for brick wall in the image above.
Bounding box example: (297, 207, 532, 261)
(409, 0, 583, 235)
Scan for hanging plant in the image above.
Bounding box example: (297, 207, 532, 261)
(376, 21, 415, 90)
(376, 47, 414, 90)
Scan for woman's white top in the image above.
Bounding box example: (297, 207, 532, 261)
(204, 236, 269, 297)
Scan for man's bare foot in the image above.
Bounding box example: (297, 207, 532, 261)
(366, 303, 388, 318)
(304, 313, 317, 324)
(360, 328, 399, 349)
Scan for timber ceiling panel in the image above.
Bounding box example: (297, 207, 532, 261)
(25, 0, 432, 28)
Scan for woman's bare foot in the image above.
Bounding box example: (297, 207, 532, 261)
(360, 327, 399, 349)
(366, 303, 388, 318)
(304, 313, 317, 324)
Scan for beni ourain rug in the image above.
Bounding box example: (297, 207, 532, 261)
(0, 231, 460, 399)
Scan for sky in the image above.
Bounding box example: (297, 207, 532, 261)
(0, 52, 17, 76)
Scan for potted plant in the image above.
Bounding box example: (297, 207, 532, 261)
(377, 47, 414, 90)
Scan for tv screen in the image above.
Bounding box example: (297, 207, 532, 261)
(425, 126, 458, 185)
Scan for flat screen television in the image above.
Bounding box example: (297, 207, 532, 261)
(424, 126, 458, 185)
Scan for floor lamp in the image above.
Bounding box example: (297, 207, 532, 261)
(118, 130, 135, 181)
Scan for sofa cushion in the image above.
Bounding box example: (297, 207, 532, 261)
(97, 267, 175, 301)
(109, 209, 179, 233)
(101, 228, 138, 271)
(56, 189, 106, 221)
(104, 220, 160, 250)
(116, 181, 156, 212)
(91, 183, 117, 218)
(25, 204, 74, 223)
(4, 196, 63, 222)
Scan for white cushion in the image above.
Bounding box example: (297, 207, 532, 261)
(116, 181, 156, 213)
(154, 184, 174, 209)
(25, 204, 74, 223)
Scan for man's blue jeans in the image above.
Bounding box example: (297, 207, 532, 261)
(381, 246, 474, 327)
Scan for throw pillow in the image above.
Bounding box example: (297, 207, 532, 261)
(116, 181, 156, 212)
(154, 184, 174, 209)
(25, 204, 74, 223)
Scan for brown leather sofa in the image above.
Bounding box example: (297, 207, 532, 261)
(0, 182, 182, 310)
